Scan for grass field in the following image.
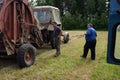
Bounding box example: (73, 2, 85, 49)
(0, 31, 120, 80)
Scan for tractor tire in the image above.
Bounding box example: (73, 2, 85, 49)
(17, 44, 36, 68)
(63, 32, 69, 43)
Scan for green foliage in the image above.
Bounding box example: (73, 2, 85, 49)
(33, 0, 108, 30)
(62, 12, 81, 30)
(62, 12, 108, 30)
(35, 0, 46, 6)
(91, 13, 108, 30)
(86, 0, 96, 14)
(61, 0, 108, 30)
(97, 0, 106, 14)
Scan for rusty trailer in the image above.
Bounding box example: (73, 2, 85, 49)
(0, 0, 42, 68)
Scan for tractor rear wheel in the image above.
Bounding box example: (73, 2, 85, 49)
(17, 44, 36, 68)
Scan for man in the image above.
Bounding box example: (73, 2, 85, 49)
(47, 20, 55, 48)
(81, 23, 97, 60)
(52, 22, 61, 57)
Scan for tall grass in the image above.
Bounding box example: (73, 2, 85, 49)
(0, 31, 119, 80)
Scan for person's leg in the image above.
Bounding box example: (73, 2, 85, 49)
(54, 38, 60, 57)
(56, 38, 60, 56)
(41, 30, 46, 43)
(90, 40, 96, 60)
(82, 41, 90, 58)
(49, 31, 55, 48)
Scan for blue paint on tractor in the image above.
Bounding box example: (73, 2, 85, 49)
(107, 0, 120, 64)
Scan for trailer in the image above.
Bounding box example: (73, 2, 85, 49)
(0, 0, 43, 68)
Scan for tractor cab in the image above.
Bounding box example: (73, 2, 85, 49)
(33, 6, 61, 28)
(107, 0, 120, 65)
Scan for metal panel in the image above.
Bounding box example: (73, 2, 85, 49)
(107, 0, 120, 64)
(0, 0, 35, 55)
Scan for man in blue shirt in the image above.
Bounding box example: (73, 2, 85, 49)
(81, 23, 97, 60)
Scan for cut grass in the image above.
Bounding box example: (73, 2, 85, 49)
(0, 31, 120, 80)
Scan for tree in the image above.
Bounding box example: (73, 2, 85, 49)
(53, 0, 64, 16)
(31, 0, 108, 30)
(35, 0, 46, 6)
(97, 0, 106, 16)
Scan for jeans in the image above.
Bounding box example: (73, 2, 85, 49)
(55, 37, 60, 56)
(82, 39, 96, 60)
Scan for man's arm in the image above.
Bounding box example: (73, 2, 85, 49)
(86, 29, 91, 36)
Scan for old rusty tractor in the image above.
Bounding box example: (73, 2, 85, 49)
(33, 6, 70, 48)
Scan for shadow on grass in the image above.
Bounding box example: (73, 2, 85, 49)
(0, 46, 54, 69)
(0, 55, 18, 69)
(36, 45, 54, 55)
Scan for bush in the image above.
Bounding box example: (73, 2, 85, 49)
(62, 12, 108, 30)
(92, 13, 108, 30)
(62, 12, 79, 30)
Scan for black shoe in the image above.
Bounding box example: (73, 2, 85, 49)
(80, 55, 86, 58)
(91, 59, 95, 60)
(54, 55, 59, 57)
(52, 47, 55, 49)
(56, 52, 60, 55)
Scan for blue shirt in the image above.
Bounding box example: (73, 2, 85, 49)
(85, 27, 97, 41)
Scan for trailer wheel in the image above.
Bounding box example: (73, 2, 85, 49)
(17, 44, 36, 68)
(63, 32, 69, 43)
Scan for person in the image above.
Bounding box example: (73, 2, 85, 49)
(81, 23, 97, 60)
(47, 20, 55, 48)
(52, 22, 61, 57)
(41, 27, 48, 43)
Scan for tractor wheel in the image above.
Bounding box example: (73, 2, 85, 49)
(17, 44, 36, 68)
(63, 32, 69, 43)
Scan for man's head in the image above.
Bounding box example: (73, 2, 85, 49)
(87, 23, 93, 28)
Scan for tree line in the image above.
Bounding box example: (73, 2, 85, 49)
(30, 0, 109, 30)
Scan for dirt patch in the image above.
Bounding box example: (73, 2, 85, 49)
(70, 35, 84, 40)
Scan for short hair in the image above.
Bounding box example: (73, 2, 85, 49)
(88, 23, 93, 27)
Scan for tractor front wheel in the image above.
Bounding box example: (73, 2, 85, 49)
(63, 32, 69, 43)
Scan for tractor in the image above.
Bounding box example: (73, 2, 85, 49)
(107, 0, 120, 65)
(33, 6, 69, 48)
